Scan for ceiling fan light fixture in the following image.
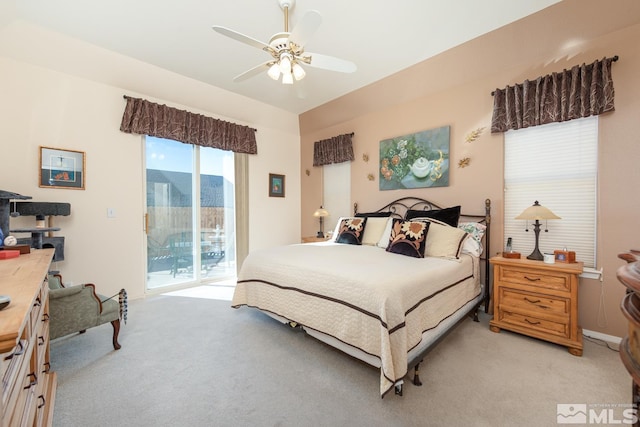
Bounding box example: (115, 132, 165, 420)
(213, 0, 357, 87)
(292, 62, 306, 81)
(282, 70, 294, 85)
(267, 63, 281, 80)
(279, 54, 292, 74)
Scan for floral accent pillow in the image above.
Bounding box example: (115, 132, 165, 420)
(335, 217, 367, 245)
(458, 222, 487, 256)
(385, 218, 430, 258)
(458, 222, 486, 245)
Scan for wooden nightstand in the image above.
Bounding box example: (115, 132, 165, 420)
(489, 256, 584, 356)
(301, 236, 331, 243)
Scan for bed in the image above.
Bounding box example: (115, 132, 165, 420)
(232, 197, 491, 397)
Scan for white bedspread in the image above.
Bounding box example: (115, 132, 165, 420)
(232, 242, 480, 396)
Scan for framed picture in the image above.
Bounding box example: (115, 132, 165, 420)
(39, 146, 86, 190)
(379, 125, 450, 190)
(269, 173, 285, 197)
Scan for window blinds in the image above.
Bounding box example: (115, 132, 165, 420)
(504, 116, 598, 268)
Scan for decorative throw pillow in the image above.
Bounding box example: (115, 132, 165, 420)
(405, 205, 461, 227)
(335, 217, 367, 245)
(361, 217, 391, 246)
(385, 218, 430, 258)
(458, 222, 486, 245)
(423, 221, 468, 260)
(458, 222, 487, 256)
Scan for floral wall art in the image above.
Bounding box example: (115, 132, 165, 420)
(379, 126, 450, 190)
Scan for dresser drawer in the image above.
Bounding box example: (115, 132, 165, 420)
(499, 287, 570, 317)
(498, 266, 571, 293)
(498, 309, 570, 338)
(1, 338, 29, 411)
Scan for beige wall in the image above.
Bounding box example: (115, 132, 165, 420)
(300, 0, 640, 338)
(0, 22, 301, 301)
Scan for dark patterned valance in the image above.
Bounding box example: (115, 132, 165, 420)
(120, 96, 257, 154)
(491, 56, 617, 133)
(313, 133, 355, 166)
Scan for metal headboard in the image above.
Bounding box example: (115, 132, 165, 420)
(353, 197, 491, 313)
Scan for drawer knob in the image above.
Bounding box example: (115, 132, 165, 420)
(524, 318, 541, 325)
(524, 297, 541, 304)
(524, 276, 541, 282)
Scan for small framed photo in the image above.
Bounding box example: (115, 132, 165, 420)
(554, 250, 576, 263)
(269, 173, 285, 198)
(39, 146, 85, 190)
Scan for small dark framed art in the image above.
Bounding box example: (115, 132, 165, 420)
(39, 146, 86, 190)
(269, 173, 285, 197)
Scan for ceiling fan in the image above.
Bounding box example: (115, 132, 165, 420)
(212, 0, 357, 85)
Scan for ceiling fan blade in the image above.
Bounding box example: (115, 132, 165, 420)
(304, 52, 357, 73)
(212, 26, 271, 51)
(232, 62, 272, 83)
(288, 10, 321, 48)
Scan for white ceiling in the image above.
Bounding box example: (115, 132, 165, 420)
(12, 0, 560, 115)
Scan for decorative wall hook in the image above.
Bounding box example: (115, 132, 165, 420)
(458, 157, 471, 168)
(367, 173, 375, 181)
(362, 153, 369, 162)
(305, 169, 310, 176)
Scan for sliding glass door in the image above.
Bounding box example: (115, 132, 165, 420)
(145, 136, 235, 290)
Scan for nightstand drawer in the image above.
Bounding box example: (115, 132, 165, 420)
(498, 310, 570, 338)
(499, 288, 570, 317)
(498, 267, 571, 293)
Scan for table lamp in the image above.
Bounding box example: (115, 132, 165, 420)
(515, 201, 561, 261)
(313, 207, 329, 238)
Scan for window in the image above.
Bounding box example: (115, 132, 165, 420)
(504, 116, 598, 269)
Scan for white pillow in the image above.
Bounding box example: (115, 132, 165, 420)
(376, 217, 394, 249)
(424, 221, 468, 260)
(361, 217, 390, 246)
(411, 217, 468, 260)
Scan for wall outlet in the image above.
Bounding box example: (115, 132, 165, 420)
(107, 208, 116, 218)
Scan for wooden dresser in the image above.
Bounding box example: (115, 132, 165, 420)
(0, 248, 56, 427)
(618, 249, 640, 416)
(489, 256, 584, 356)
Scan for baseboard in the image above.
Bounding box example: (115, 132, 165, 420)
(583, 328, 622, 345)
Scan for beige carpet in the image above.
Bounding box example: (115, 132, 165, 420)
(50, 286, 630, 427)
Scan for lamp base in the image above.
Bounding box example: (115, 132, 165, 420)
(316, 231, 324, 238)
(527, 249, 544, 261)
(527, 220, 544, 261)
